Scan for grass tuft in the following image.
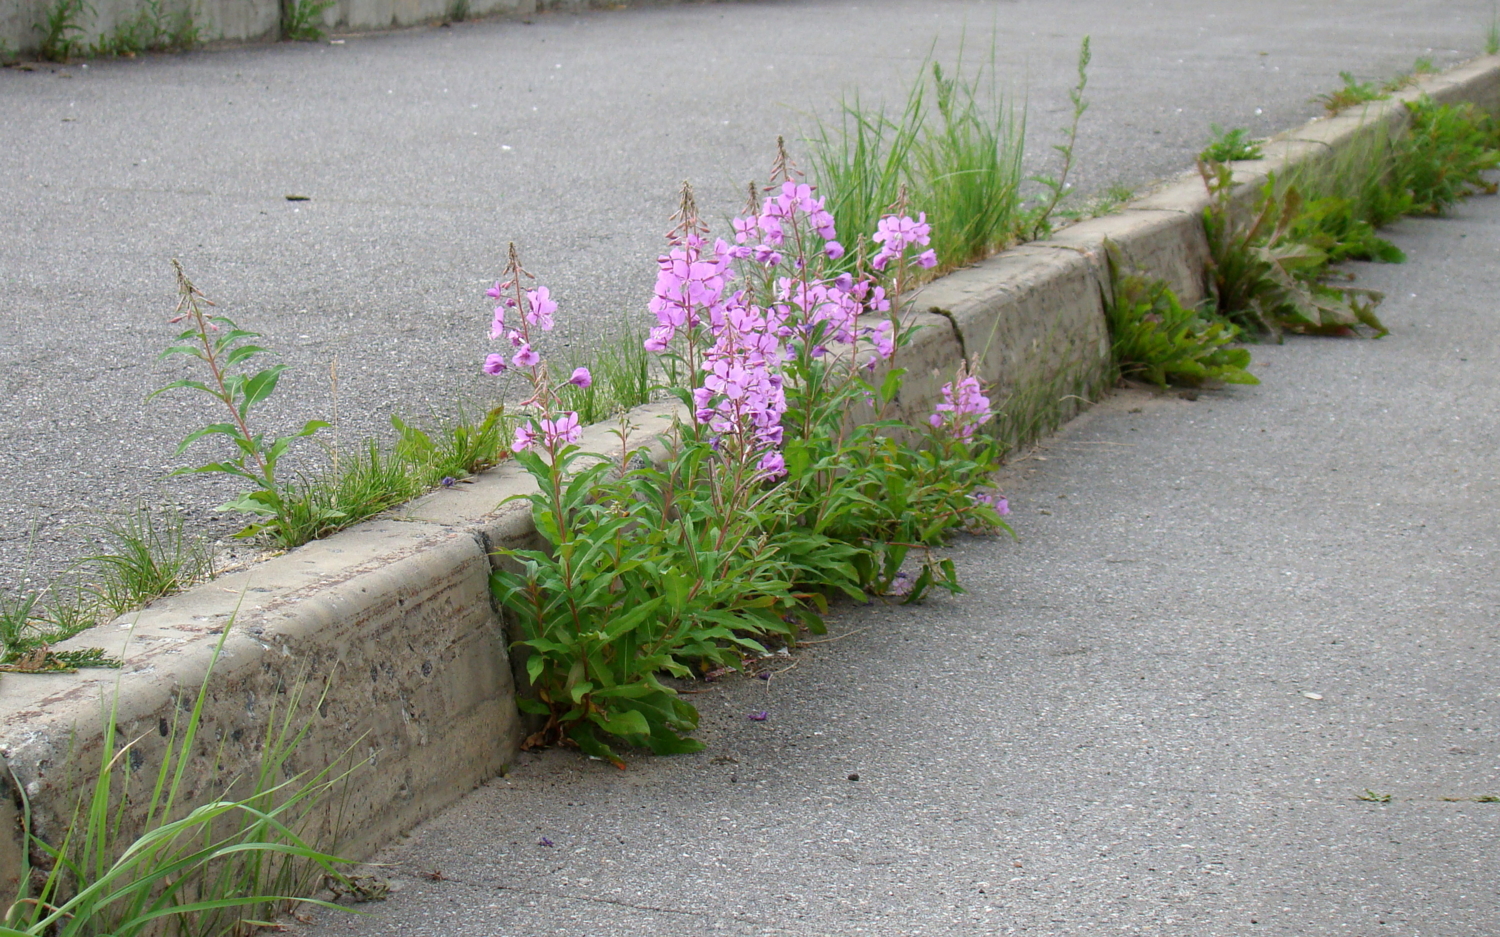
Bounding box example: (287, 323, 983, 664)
(36, 0, 91, 61)
(556, 324, 657, 426)
(91, 0, 198, 56)
(274, 439, 425, 548)
(808, 43, 1028, 275)
(1314, 71, 1388, 115)
(283, 0, 335, 41)
(82, 505, 212, 616)
(7, 622, 359, 936)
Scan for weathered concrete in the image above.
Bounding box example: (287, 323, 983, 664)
(2, 0, 680, 59)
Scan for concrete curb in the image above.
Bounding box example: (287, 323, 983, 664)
(2, 55, 1497, 898)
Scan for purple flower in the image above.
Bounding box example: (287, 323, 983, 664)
(971, 490, 1010, 515)
(440, 476, 456, 487)
(824, 240, 845, 260)
(512, 343, 541, 369)
(540, 412, 582, 447)
(483, 353, 507, 375)
(916, 249, 938, 269)
(486, 280, 507, 300)
(757, 450, 786, 479)
(568, 366, 592, 388)
(526, 286, 557, 331)
(490, 305, 506, 339)
(732, 215, 758, 244)
(644, 325, 673, 353)
(748, 710, 769, 721)
(931, 375, 992, 441)
(753, 245, 783, 266)
(867, 321, 896, 359)
(512, 423, 538, 452)
(886, 571, 913, 597)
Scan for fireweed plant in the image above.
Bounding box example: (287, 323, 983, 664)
(487, 151, 1011, 766)
(152, 262, 333, 544)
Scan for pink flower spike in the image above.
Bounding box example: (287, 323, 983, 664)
(482, 353, 507, 375)
(512, 343, 541, 368)
(568, 366, 592, 388)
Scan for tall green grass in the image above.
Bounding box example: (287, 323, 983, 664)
(1275, 98, 1500, 223)
(82, 507, 212, 617)
(556, 324, 656, 426)
(6, 623, 356, 936)
(808, 51, 1027, 273)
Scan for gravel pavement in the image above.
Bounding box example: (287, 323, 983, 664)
(1, 0, 1493, 592)
(285, 190, 1500, 936)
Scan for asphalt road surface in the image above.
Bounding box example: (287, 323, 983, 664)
(0, 2, 1490, 589)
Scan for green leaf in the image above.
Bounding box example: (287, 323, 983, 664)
(879, 366, 906, 404)
(222, 344, 270, 367)
(566, 724, 624, 768)
(592, 708, 649, 738)
(238, 365, 287, 412)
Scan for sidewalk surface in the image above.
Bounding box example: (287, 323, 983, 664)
(289, 196, 1500, 935)
(0, 0, 1492, 589)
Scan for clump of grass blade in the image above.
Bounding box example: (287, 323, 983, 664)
(556, 325, 656, 426)
(392, 404, 509, 485)
(5, 622, 359, 937)
(36, 0, 91, 61)
(282, 0, 334, 41)
(1314, 71, 1388, 115)
(274, 440, 424, 548)
(1106, 245, 1257, 389)
(81, 506, 212, 616)
(1398, 98, 1500, 213)
(809, 44, 1027, 275)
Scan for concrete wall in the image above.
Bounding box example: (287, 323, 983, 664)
(0, 54, 1496, 902)
(2, 0, 691, 59)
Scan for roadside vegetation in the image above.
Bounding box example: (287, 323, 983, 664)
(3, 624, 366, 935)
(5, 41, 1500, 931)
